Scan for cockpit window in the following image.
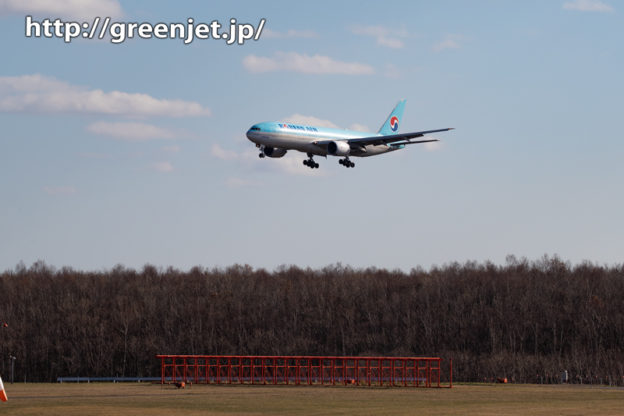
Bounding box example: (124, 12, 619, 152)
(250, 127, 261, 131)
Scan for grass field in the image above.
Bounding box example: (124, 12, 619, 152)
(0, 382, 622, 416)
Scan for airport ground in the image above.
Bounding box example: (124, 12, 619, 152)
(0, 382, 623, 416)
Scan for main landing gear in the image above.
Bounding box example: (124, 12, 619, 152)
(339, 158, 355, 168)
(303, 153, 319, 169)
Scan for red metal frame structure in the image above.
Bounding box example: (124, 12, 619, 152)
(157, 355, 452, 388)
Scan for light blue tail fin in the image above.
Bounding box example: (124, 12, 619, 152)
(378, 99, 406, 135)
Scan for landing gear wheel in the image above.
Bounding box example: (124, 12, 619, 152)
(304, 157, 318, 169)
(339, 158, 354, 168)
(259, 153, 265, 158)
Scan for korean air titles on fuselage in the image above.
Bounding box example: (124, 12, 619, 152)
(279, 123, 318, 132)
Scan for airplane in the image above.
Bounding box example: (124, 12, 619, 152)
(246, 99, 453, 169)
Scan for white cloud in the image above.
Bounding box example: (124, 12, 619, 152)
(284, 114, 369, 133)
(265, 152, 327, 176)
(351, 25, 407, 49)
(349, 123, 370, 132)
(87, 121, 180, 141)
(0, 74, 211, 117)
(43, 186, 76, 195)
(283, 114, 339, 128)
(262, 29, 319, 39)
(423, 141, 443, 152)
(432, 34, 463, 52)
(152, 161, 173, 173)
(211, 144, 325, 177)
(243, 52, 374, 75)
(563, 0, 613, 12)
(0, 0, 123, 19)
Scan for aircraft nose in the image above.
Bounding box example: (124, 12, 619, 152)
(246, 124, 260, 142)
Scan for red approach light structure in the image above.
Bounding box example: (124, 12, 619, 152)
(157, 355, 452, 388)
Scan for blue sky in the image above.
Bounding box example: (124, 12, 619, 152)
(1, 0, 622, 271)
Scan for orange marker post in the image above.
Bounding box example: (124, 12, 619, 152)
(0, 376, 7, 402)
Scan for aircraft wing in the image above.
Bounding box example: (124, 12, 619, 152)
(313, 128, 453, 147)
(388, 139, 439, 147)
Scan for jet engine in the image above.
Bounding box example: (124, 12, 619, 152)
(327, 140, 350, 156)
(263, 147, 287, 158)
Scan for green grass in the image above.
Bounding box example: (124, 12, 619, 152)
(0, 383, 622, 415)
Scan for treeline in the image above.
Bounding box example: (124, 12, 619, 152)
(0, 256, 623, 384)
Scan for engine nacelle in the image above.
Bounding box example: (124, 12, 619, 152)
(327, 140, 350, 156)
(263, 147, 287, 158)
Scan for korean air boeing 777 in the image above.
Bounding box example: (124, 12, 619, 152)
(246, 100, 453, 169)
